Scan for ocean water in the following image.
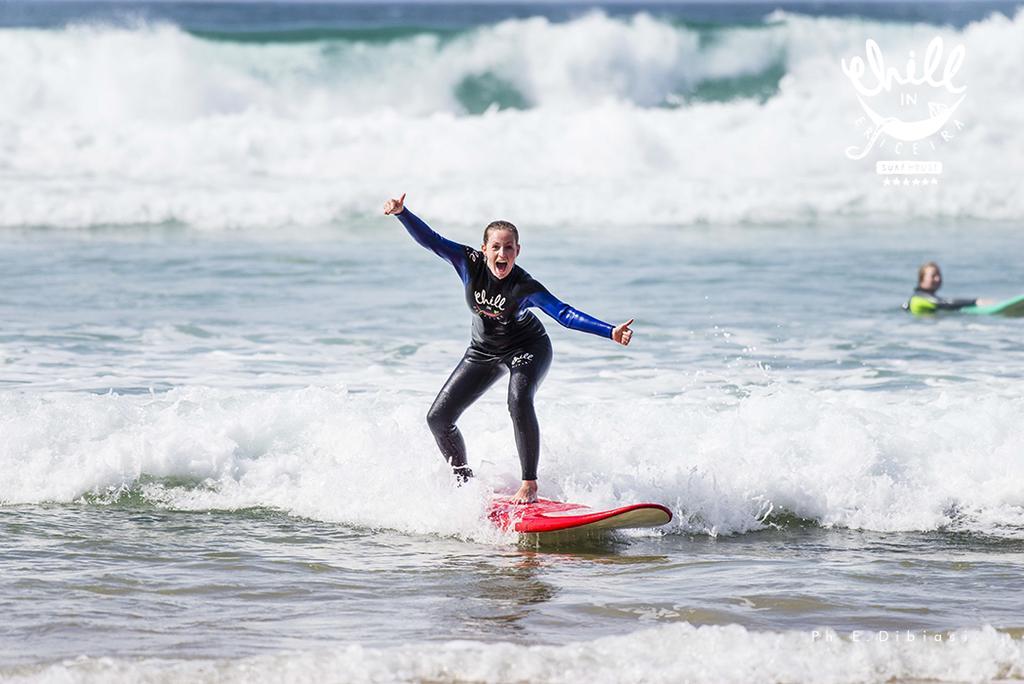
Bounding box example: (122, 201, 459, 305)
(2, 1, 1024, 682)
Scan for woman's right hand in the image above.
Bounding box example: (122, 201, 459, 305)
(612, 319, 634, 346)
(383, 193, 406, 215)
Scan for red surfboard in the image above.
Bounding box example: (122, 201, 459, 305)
(489, 497, 672, 535)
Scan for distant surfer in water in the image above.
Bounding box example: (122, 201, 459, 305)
(905, 262, 991, 314)
(384, 193, 633, 504)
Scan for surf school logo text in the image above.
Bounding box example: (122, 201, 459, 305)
(841, 36, 967, 186)
(473, 289, 506, 319)
(510, 353, 534, 368)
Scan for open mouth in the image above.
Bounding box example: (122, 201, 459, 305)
(495, 259, 509, 276)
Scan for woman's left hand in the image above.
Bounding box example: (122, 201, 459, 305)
(612, 319, 634, 346)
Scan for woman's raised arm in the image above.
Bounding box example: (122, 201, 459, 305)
(384, 193, 469, 283)
(525, 287, 634, 346)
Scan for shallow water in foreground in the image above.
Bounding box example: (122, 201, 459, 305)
(2, 505, 1022, 675)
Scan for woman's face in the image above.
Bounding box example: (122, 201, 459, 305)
(482, 229, 520, 280)
(920, 266, 942, 292)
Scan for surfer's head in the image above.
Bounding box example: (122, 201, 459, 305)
(482, 220, 520, 280)
(918, 261, 942, 293)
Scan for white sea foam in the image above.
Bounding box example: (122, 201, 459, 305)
(0, 14, 775, 121)
(4, 624, 1023, 683)
(0, 10, 1022, 229)
(3, 384, 1023, 539)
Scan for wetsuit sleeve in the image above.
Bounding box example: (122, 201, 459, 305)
(937, 298, 978, 310)
(909, 295, 977, 313)
(907, 289, 977, 314)
(523, 286, 614, 339)
(395, 208, 470, 283)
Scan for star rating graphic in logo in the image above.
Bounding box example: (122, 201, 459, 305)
(881, 177, 942, 188)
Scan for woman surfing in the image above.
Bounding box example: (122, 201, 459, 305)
(384, 193, 634, 504)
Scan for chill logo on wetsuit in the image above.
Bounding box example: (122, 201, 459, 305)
(510, 352, 534, 368)
(473, 289, 507, 320)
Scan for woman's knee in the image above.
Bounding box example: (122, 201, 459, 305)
(426, 401, 454, 434)
(507, 384, 536, 420)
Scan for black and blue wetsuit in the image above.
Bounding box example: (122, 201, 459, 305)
(396, 208, 613, 482)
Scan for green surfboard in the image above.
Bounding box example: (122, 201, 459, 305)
(962, 294, 1024, 317)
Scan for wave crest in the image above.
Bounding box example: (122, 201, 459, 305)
(4, 385, 1024, 539)
(1, 10, 1022, 229)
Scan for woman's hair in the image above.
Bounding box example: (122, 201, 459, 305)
(483, 220, 519, 245)
(918, 261, 940, 285)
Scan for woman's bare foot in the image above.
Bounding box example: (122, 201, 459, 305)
(453, 465, 473, 484)
(509, 480, 538, 504)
